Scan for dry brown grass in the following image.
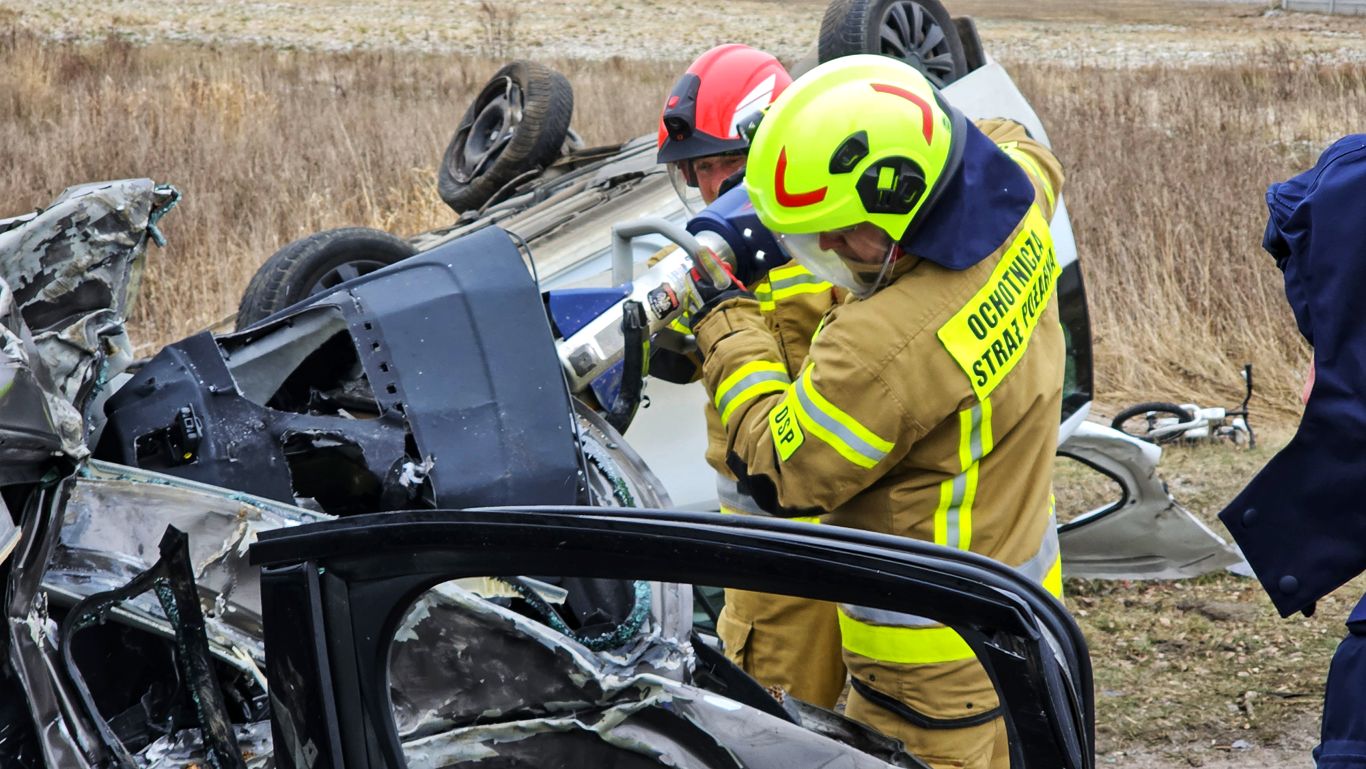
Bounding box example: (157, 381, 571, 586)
(0, 28, 680, 345)
(2, 18, 1359, 415)
(1012, 54, 1365, 416)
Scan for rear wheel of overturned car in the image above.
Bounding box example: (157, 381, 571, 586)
(438, 61, 574, 214)
(235, 227, 416, 330)
(818, 0, 968, 88)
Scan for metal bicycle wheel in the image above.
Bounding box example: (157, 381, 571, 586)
(1110, 402, 1195, 444)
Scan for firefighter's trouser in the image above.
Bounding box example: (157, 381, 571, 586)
(844, 657, 1008, 769)
(714, 487, 847, 708)
(835, 512, 1063, 769)
(716, 587, 847, 709)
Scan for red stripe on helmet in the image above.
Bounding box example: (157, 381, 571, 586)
(775, 147, 827, 208)
(870, 83, 933, 143)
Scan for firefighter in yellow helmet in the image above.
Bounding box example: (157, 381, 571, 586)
(681, 55, 1067, 769)
(651, 44, 848, 708)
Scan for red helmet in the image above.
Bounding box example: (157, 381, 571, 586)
(656, 44, 793, 164)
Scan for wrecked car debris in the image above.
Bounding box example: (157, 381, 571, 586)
(251, 508, 1094, 769)
(2, 174, 1096, 768)
(95, 226, 592, 515)
(59, 526, 247, 769)
(1056, 422, 1244, 579)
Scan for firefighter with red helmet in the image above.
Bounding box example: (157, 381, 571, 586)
(653, 44, 848, 708)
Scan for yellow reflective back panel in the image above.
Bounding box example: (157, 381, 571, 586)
(935, 207, 1059, 400)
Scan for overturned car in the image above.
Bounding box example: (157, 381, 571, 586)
(1, 178, 1094, 769)
(229, 0, 1238, 580)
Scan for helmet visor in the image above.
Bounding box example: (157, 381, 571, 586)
(667, 161, 705, 215)
(776, 230, 894, 299)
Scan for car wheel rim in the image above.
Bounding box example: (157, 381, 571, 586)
(879, 1, 956, 88)
(458, 78, 523, 181)
(310, 259, 391, 294)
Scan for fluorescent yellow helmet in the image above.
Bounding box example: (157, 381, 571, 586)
(744, 54, 965, 242)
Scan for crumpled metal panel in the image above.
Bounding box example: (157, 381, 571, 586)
(0, 278, 79, 465)
(43, 459, 334, 667)
(0, 179, 168, 453)
(391, 581, 691, 739)
(1058, 421, 1243, 579)
(139, 722, 274, 769)
(391, 582, 904, 769)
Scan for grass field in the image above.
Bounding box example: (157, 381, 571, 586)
(3, 1, 1363, 763)
(3, 2, 1358, 415)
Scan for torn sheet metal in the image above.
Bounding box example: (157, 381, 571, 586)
(391, 581, 913, 769)
(44, 459, 334, 668)
(0, 179, 173, 453)
(391, 579, 692, 740)
(1058, 421, 1244, 579)
(57, 527, 246, 769)
(0, 278, 81, 463)
(97, 226, 587, 515)
(139, 722, 273, 769)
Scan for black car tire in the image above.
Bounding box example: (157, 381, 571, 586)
(818, 0, 968, 88)
(236, 227, 416, 330)
(438, 61, 574, 214)
(1110, 402, 1195, 444)
(954, 16, 987, 73)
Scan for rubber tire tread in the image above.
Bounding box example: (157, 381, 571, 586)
(438, 61, 574, 213)
(954, 15, 986, 73)
(1110, 402, 1195, 442)
(817, 0, 967, 85)
(236, 227, 416, 330)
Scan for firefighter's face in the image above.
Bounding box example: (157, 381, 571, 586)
(817, 223, 893, 263)
(691, 154, 747, 204)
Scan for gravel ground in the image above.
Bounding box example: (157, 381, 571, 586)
(2, 0, 1365, 66)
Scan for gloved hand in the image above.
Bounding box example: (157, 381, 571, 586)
(679, 254, 749, 333)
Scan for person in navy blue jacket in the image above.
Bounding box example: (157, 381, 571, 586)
(1218, 135, 1366, 767)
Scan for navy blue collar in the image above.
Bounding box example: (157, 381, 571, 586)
(898, 120, 1036, 271)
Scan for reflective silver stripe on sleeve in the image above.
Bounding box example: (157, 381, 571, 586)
(715, 368, 790, 419)
(792, 375, 890, 466)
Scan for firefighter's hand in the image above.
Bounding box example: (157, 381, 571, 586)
(680, 261, 749, 333)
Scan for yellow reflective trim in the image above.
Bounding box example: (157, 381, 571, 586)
(714, 360, 788, 425)
(790, 368, 893, 470)
(758, 281, 833, 312)
(933, 479, 951, 546)
(960, 398, 990, 552)
(812, 315, 829, 342)
(960, 461, 978, 552)
(720, 506, 820, 525)
(798, 368, 893, 454)
(720, 379, 787, 426)
(980, 397, 994, 455)
(669, 316, 691, 333)
(955, 408, 974, 476)
(791, 395, 875, 468)
(838, 609, 976, 665)
(1044, 554, 1064, 598)
(754, 265, 832, 312)
(936, 207, 1059, 400)
(753, 280, 774, 312)
(768, 263, 810, 282)
(716, 360, 787, 396)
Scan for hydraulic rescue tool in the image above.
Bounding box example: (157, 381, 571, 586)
(549, 184, 786, 431)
